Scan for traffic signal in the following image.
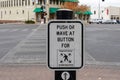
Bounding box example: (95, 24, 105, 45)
(41, 13, 44, 19)
(102, 0, 105, 2)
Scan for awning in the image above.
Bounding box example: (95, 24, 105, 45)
(83, 11, 92, 15)
(33, 8, 43, 12)
(61, 0, 79, 2)
(49, 8, 59, 14)
(75, 11, 82, 14)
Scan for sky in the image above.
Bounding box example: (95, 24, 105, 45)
(79, 0, 120, 7)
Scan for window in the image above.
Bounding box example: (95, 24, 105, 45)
(22, 10, 24, 14)
(50, 0, 52, 4)
(3, 1, 5, 7)
(11, 0, 13, 7)
(114, 17, 116, 19)
(53, 0, 55, 4)
(16, 10, 19, 14)
(43, 0, 45, 4)
(56, 0, 59, 5)
(22, 0, 24, 6)
(19, 0, 21, 6)
(28, 0, 30, 5)
(16, 0, 18, 6)
(9, 10, 11, 14)
(9, 0, 10, 7)
(2, 1, 3, 7)
(25, 0, 27, 6)
(6, 1, 8, 7)
(38, 0, 40, 4)
(38, 0, 42, 5)
(5, 1, 6, 7)
(94, 11, 96, 14)
(5, 11, 6, 14)
(102, 10, 104, 13)
(117, 17, 119, 20)
(0, 2, 1, 7)
(14, 0, 16, 6)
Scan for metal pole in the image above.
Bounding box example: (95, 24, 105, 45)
(55, 9, 76, 80)
(98, 0, 100, 19)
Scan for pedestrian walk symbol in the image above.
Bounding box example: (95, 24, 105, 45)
(57, 49, 74, 67)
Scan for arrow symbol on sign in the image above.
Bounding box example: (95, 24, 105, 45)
(61, 72, 70, 80)
(64, 72, 67, 80)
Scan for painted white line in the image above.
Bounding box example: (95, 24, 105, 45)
(22, 29, 29, 31)
(9, 29, 19, 32)
(0, 29, 9, 32)
(85, 52, 96, 61)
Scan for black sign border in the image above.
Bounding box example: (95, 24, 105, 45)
(48, 20, 84, 69)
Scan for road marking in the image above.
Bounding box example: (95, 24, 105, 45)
(32, 29, 37, 31)
(85, 52, 96, 61)
(22, 29, 29, 31)
(0, 39, 20, 44)
(0, 29, 35, 32)
(0, 29, 9, 32)
(9, 29, 19, 32)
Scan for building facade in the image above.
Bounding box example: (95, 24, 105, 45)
(91, 6, 120, 20)
(0, 0, 92, 23)
(0, 0, 35, 21)
(0, 0, 63, 23)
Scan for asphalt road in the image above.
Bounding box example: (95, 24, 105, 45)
(0, 23, 120, 67)
(0, 24, 39, 60)
(85, 24, 120, 66)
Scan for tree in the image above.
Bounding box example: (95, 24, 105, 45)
(60, 1, 89, 13)
(76, 5, 90, 13)
(60, 0, 79, 10)
(63, 2, 78, 10)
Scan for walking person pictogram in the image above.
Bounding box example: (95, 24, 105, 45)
(63, 54, 69, 62)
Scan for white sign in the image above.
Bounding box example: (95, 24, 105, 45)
(48, 20, 83, 69)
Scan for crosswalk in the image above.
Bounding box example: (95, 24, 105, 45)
(0, 28, 37, 32)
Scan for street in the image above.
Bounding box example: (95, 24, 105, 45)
(85, 24, 120, 66)
(0, 23, 120, 80)
(0, 24, 120, 66)
(0, 24, 39, 63)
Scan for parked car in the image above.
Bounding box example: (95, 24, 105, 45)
(89, 19, 103, 24)
(116, 20, 120, 24)
(102, 20, 117, 24)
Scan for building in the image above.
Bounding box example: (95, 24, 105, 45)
(0, 0, 92, 23)
(0, 0, 35, 22)
(91, 6, 120, 20)
(0, 0, 63, 23)
(33, 0, 63, 22)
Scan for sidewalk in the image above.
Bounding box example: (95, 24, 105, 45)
(0, 64, 119, 80)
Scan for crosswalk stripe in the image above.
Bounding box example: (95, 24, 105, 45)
(9, 29, 19, 32)
(22, 29, 29, 31)
(0, 28, 37, 32)
(0, 29, 9, 32)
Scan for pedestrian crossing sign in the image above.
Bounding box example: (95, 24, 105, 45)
(48, 20, 84, 69)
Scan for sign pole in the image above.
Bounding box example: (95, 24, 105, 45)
(47, 9, 84, 80)
(55, 9, 76, 80)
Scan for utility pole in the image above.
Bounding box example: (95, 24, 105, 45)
(98, 0, 105, 19)
(98, 0, 100, 19)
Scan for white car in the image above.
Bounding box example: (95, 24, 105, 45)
(89, 19, 103, 24)
(102, 20, 117, 24)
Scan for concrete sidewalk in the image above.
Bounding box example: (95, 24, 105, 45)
(0, 64, 119, 80)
